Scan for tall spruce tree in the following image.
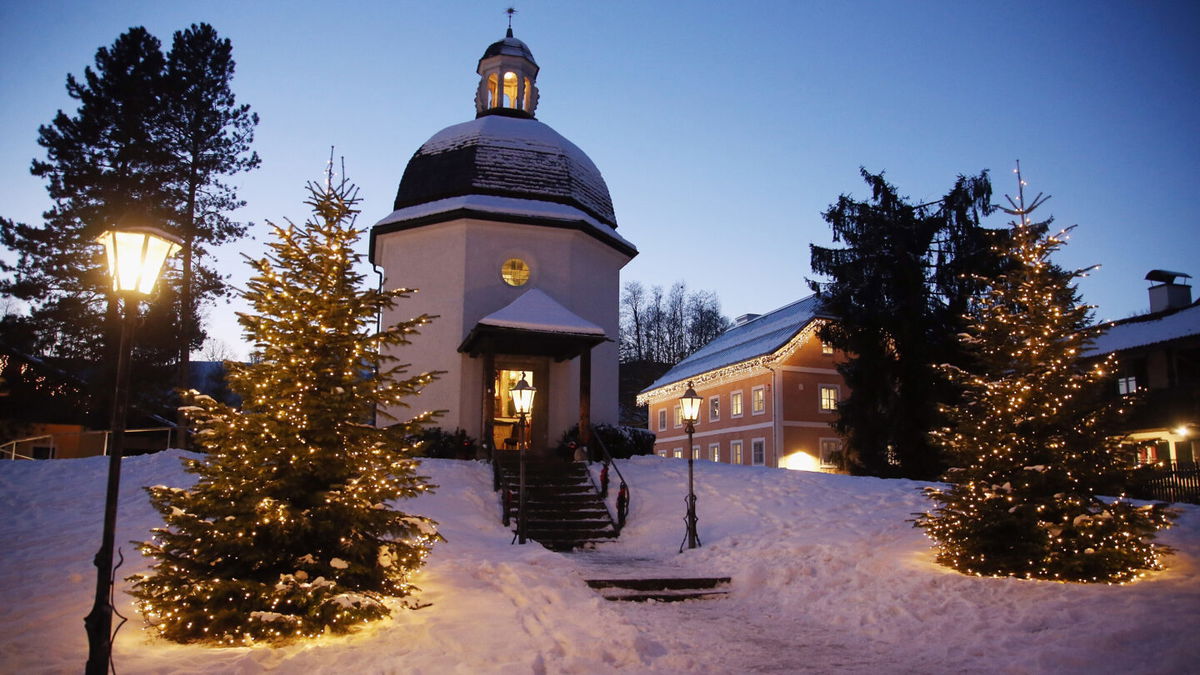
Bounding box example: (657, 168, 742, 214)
(0, 24, 257, 420)
(915, 169, 1175, 583)
(130, 178, 441, 644)
(809, 169, 996, 479)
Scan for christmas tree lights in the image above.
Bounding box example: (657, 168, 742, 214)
(914, 164, 1176, 583)
(130, 176, 443, 643)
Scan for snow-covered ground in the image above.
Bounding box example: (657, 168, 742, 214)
(2, 451, 1197, 674)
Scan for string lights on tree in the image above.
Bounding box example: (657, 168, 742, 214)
(129, 173, 443, 644)
(915, 162, 1176, 584)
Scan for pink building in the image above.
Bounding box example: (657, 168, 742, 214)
(637, 296, 847, 471)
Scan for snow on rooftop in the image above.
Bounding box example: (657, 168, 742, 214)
(478, 288, 605, 335)
(642, 295, 827, 393)
(373, 194, 635, 253)
(1086, 302, 1200, 356)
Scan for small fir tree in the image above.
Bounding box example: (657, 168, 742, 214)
(131, 176, 441, 644)
(915, 166, 1175, 583)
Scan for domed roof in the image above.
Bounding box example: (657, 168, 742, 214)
(392, 115, 617, 228)
(480, 30, 537, 66)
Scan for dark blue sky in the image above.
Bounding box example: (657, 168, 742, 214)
(2, 1, 1197, 357)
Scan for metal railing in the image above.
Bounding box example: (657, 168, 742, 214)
(589, 427, 629, 532)
(2, 427, 177, 461)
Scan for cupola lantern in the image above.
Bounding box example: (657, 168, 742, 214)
(475, 27, 540, 118)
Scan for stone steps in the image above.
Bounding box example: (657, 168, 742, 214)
(583, 576, 732, 602)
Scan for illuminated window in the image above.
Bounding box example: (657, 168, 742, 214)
(503, 71, 518, 107)
(751, 386, 766, 415)
(523, 77, 532, 109)
(751, 438, 765, 466)
(673, 447, 683, 459)
(673, 404, 682, 428)
(692, 445, 700, 459)
(821, 340, 834, 355)
(731, 440, 743, 464)
(657, 408, 667, 431)
(819, 385, 839, 412)
(708, 396, 720, 422)
(1118, 376, 1137, 395)
(709, 443, 720, 462)
(730, 390, 743, 417)
(820, 439, 842, 469)
(487, 73, 499, 108)
(501, 258, 530, 286)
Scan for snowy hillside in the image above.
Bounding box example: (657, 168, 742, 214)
(1, 451, 1197, 673)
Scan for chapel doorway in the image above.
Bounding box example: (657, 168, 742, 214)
(492, 363, 548, 453)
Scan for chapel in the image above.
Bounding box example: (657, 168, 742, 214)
(370, 28, 636, 454)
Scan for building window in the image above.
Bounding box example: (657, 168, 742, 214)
(730, 390, 743, 418)
(731, 439, 743, 464)
(751, 386, 766, 415)
(673, 447, 683, 459)
(709, 443, 720, 462)
(500, 258, 531, 287)
(1117, 376, 1137, 395)
(709, 396, 720, 422)
(658, 408, 667, 431)
(751, 438, 766, 466)
(819, 439, 843, 469)
(692, 445, 701, 460)
(819, 385, 839, 412)
(821, 340, 834, 355)
(673, 404, 682, 428)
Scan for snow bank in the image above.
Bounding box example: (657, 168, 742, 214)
(1, 451, 1197, 673)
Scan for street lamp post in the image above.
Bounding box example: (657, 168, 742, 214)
(85, 226, 181, 675)
(679, 381, 703, 552)
(510, 373, 535, 545)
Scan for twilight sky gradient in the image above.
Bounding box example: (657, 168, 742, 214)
(2, 1, 1197, 359)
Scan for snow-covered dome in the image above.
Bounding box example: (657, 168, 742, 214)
(392, 114, 618, 228)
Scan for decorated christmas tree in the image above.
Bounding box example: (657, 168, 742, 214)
(915, 165, 1175, 583)
(131, 174, 442, 643)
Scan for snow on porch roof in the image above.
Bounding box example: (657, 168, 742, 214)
(478, 288, 605, 335)
(459, 288, 609, 361)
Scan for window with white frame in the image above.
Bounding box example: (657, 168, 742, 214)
(751, 386, 766, 415)
(819, 385, 839, 412)
(658, 408, 667, 431)
(819, 438, 843, 469)
(821, 340, 834, 355)
(673, 404, 682, 428)
(751, 438, 766, 465)
(673, 447, 683, 459)
(709, 442, 720, 462)
(659, 448, 670, 458)
(708, 396, 720, 422)
(692, 445, 701, 460)
(731, 439, 743, 464)
(1118, 376, 1137, 395)
(730, 390, 743, 417)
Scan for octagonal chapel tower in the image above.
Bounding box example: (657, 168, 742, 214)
(370, 29, 637, 454)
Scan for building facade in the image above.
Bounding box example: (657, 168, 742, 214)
(637, 296, 847, 471)
(369, 30, 636, 453)
(1087, 270, 1199, 467)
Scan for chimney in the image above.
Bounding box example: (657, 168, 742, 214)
(1145, 270, 1193, 313)
(734, 313, 761, 326)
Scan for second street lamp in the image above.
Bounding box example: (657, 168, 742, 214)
(510, 373, 535, 545)
(85, 225, 181, 675)
(679, 381, 703, 551)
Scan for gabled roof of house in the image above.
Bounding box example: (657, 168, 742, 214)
(640, 295, 830, 396)
(1086, 300, 1200, 356)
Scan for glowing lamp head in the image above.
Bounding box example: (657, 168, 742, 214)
(510, 372, 535, 416)
(97, 226, 182, 295)
(1175, 425, 1191, 438)
(679, 381, 703, 425)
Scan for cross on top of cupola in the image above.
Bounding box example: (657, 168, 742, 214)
(475, 23, 540, 119)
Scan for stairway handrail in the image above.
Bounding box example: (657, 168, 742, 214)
(589, 426, 630, 532)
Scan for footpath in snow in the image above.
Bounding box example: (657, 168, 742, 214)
(1, 450, 1198, 673)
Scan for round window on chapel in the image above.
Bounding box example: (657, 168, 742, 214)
(500, 258, 531, 287)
